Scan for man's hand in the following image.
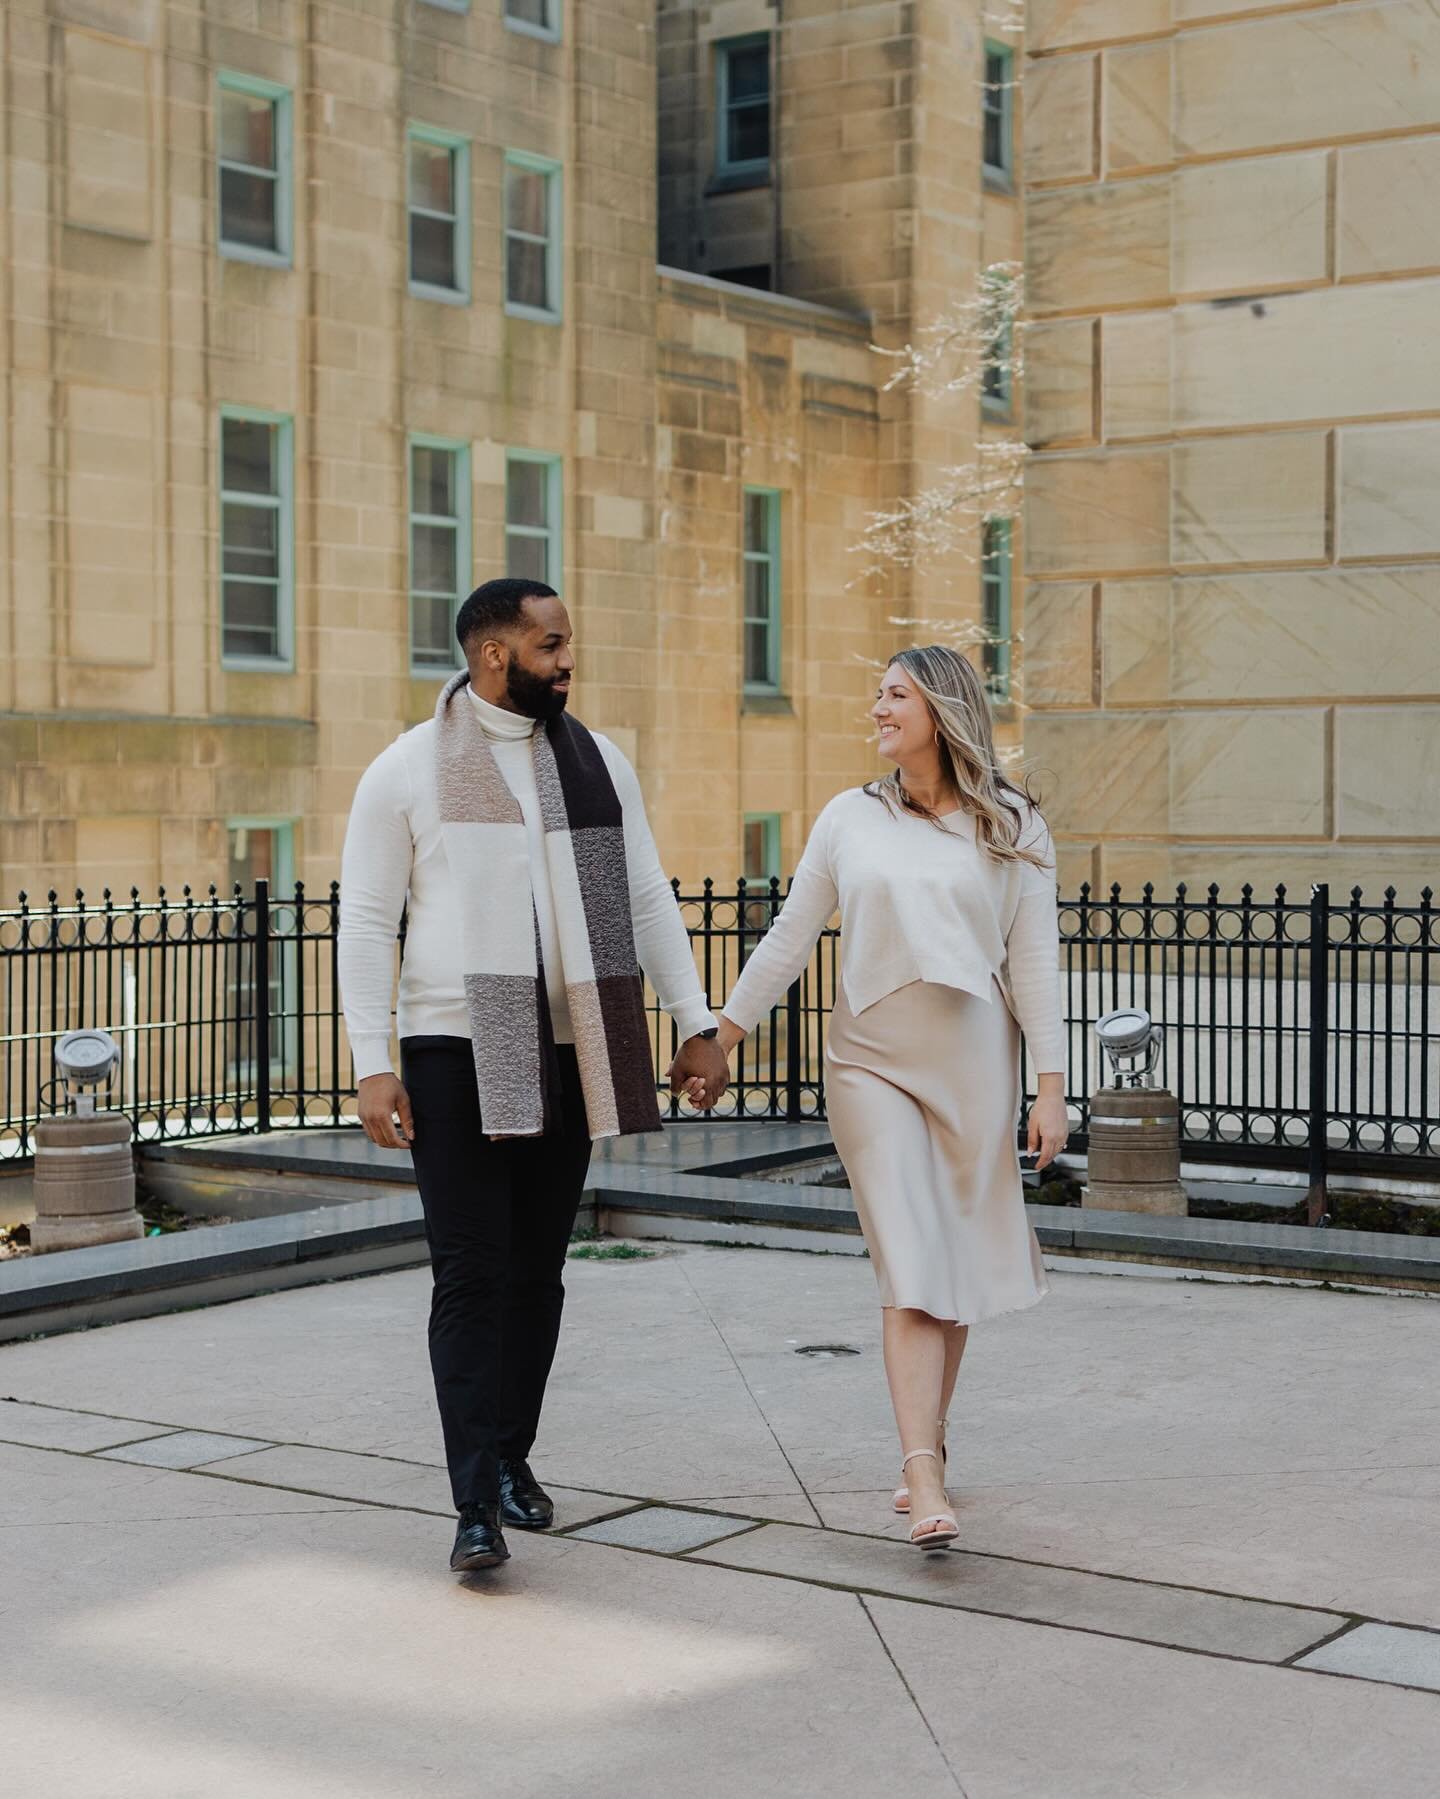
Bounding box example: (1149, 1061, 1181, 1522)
(358, 1072, 415, 1149)
(668, 1035, 730, 1111)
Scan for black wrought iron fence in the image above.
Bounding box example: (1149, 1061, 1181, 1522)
(2, 879, 1436, 1189)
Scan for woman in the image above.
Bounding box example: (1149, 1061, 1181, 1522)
(716, 645, 1068, 1549)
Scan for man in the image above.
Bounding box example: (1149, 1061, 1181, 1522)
(339, 578, 728, 1573)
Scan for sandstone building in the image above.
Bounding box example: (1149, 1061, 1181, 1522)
(0, 0, 1019, 907)
(1021, 0, 1440, 898)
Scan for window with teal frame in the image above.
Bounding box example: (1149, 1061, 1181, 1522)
(225, 819, 297, 1078)
(504, 152, 562, 321)
(715, 35, 771, 181)
(220, 406, 294, 670)
(505, 451, 562, 585)
(742, 812, 781, 931)
(981, 518, 1013, 702)
(982, 314, 1013, 419)
(408, 125, 470, 301)
(217, 73, 292, 265)
(743, 814, 781, 882)
(505, 0, 560, 42)
(409, 436, 471, 674)
(982, 42, 1015, 186)
(742, 487, 781, 693)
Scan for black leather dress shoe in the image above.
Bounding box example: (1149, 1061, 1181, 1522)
(498, 1458, 554, 1530)
(450, 1502, 509, 1572)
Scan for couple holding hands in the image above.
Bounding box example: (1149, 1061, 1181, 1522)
(339, 578, 1066, 1573)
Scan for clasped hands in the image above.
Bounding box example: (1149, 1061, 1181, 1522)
(667, 1023, 739, 1112)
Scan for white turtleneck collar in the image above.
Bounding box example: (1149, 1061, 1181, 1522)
(467, 685, 537, 742)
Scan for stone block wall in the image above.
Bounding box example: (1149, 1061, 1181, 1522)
(653, 270, 883, 882)
(3, 0, 947, 910)
(1022, 0, 1440, 898)
(657, 0, 779, 280)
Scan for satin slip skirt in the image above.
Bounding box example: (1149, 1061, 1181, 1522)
(824, 976, 1049, 1324)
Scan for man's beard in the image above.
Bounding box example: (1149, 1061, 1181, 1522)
(505, 655, 570, 721)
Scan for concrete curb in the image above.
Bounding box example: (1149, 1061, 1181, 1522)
(5, 1126, 1436, 1340)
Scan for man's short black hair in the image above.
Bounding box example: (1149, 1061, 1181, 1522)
(455, 578, 558, 652)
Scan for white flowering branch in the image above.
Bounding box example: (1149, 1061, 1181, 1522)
(852, 438, 1027, 577)
(873, 261, 1024, 404)
(851, 263, 1028, 578)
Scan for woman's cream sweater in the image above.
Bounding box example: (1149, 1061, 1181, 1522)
(723, 786, 1066, 1074)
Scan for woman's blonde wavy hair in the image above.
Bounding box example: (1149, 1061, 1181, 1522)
(865, 643, 1049, 870)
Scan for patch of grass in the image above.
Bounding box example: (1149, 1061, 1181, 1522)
(567, 1241, 655, 1262)
(1189, 1193, 1440, 1236)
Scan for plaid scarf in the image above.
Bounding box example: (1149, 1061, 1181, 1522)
(433, 673, 661, 1141)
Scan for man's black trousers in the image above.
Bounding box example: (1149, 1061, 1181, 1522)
(401, 1035, 593, 1510)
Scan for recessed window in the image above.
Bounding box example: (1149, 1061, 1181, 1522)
(504, 154, 562, 320)
(743, 812, 781, 929)
(716, 36, 771, 181)
(505, 0, 560, 41)
(981, 519, 1013, 702)
(505, 452, 562, 584)
(408, 126, 470, 300)
(743, 814, 781, 883)
(982, 316, 1013, 419)
(226, 820, 296, 1076)
(742, 487, 781, 693)
(220, 409, 293, 669)
(409, 437, 471, 674)
(982, 42, 1014, 186)
(218, 74, 291, 264)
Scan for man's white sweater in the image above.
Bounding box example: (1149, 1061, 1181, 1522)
(339, 689, 715, 1081)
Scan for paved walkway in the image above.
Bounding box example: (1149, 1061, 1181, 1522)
(3, 1244, 1439, 1796)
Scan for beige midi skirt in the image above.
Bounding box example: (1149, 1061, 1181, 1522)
(825, 977, 1048, 1324)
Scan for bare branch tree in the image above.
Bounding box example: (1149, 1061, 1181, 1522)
(872, 260, 1023, 405)
(852, 256, 1030, 711)
(852, 438, 1026, 578)
(851, 262, 1027, 578)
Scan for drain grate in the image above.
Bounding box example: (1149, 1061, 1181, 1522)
(794, 1343, 861, 1357)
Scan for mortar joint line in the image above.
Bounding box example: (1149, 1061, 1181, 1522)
(673, 1259, 826, 1527)
(857, 1592, 970, 1797)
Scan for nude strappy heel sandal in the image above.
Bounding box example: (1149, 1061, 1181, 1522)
(893, 1419, 946, 1514)
(902, 1450, 958, 1550)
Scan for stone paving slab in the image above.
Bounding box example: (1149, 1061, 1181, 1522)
(813, 1464, 1440, 1624)
(0, 1398, 173, 1454)
(1297, 1622, 1440, 1692)
(691, 1521, 1346, 1662)
(209, 1442, 629, 1529)
(3, 1499, 956, 1799)
(0, 1441, 365, 1529)
(209, 1443, 454, 1512)
(100, 1430, 278, 1469)
(2, 1240, 1440, 1798)
(568, 1506, 757, 1553)
(867, 1595, 1440, 1799)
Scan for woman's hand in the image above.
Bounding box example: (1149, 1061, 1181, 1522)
(715, 1015, 746, 1057)
(1026, 1075, 1069, 1171)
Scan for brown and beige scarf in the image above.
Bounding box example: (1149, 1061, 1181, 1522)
(433, 672, 661, 1141)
